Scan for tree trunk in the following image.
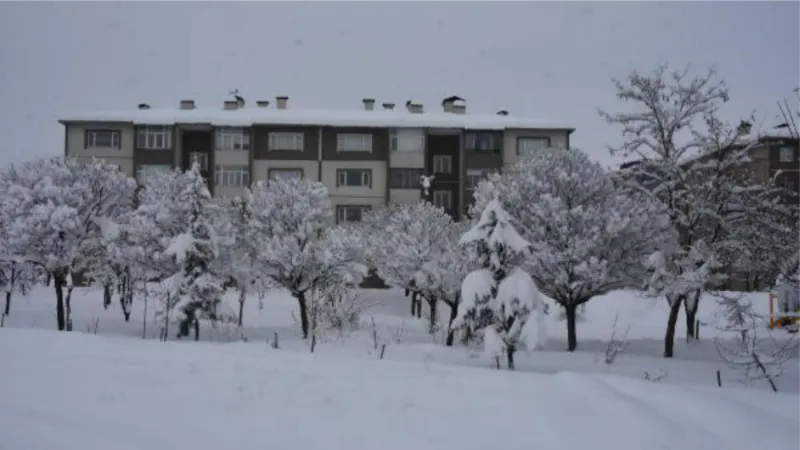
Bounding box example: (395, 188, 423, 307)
(103, 283, 112, 310)
(685, 291, 700, 339)
(65, 285, 74, 331)
(53, 273, 66, 331)
(664, 296, 684, 358)
(237, 288, 246, 327)
(410, 291, 419, 317)
(445, 301, 459, 347)
(297, 291, 310, 339)
(120, 276, 132, 322)
(427, 296, 438, 335)
(4, 291, 10, 317)
(565, 303, 578, 352)
(506, 346, 515, 371)
(193, 319, 200, 342)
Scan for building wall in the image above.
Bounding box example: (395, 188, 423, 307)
(503, 128, 570, 167)
(390, 189, 421, 204)
(65, 122, 136, 176)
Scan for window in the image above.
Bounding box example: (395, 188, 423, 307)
(465, 133, 497, 152)
(268, 132, 304, 151)
(517, 137, 550, 156)
(336, 205, 372, 223)
(337, 133, 372, 152)
(779, 146, 795, 163)
(433, 155, 452, 174)
(188, 152, 208, 170)
(268, 168, 304, 180)
(137, 126, 172, 150)
(390, 168, 424, 189)
(216, 127, 250, 151)
(136, 164, 171, 183)
(85, 130, 121, 149)
(465, 170, 490, 190)
(337, 169, 371, 188)
(390, 129, 425, 152)
(433, 190, 452, 209)
(215, 165, 249, 187)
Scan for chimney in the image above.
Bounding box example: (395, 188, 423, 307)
(256, 100, 270, 108)
(497, 110, 509, 116)
(138, 103, 151, 110)
(276, 96, 289, 110)
(179, 99, 195, 110)
(223, 100, 238, 110)
(382, 102, 395, 111)
(443, 101, 454, 113)
(362, 98, 375, 111)
(452, 104, 466, 114)
(406, 100, 423, 114)
(442, 96, 465, 113)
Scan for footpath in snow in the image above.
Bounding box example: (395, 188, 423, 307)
(1, 327, 798, 450)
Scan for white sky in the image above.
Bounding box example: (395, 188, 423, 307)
(0, 1, 797, 169)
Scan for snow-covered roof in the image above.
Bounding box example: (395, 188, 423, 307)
(58, 106, 575, 131)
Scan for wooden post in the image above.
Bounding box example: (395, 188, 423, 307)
(716, 370, 722, 387)
(695, 319, 700, 340)
(769, 292, 775, 329)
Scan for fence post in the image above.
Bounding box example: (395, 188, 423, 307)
(716, 370, 722, 387)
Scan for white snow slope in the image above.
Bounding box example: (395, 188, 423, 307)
(1, 327, 798, 450)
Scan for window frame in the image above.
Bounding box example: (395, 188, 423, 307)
(779, 146, 795, 163)
(337, 133, 373, 152)
(85, 129, 122, 149)
(268, 132, 304, 151)
(267, 168, 304, 181)
(336, 169, 372, 188)
(432, 190, 452, 210)
(516, 137, 551, 156)
(214, 164, 250, 188)
(390, 128, 425, 152)
(136, 125, 173, 150)
(215, 127, 251, 151)
(465, 169, 491, 190)
(432, 154, 453, 174)
(389, 168, 425, 189)
(336, 205, 372, 224)
(465, 132, 498, 152)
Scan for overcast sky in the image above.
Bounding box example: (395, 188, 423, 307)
(0, 1, 797, 169)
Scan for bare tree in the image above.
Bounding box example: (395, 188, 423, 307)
(602, 64, 790, 357)
(714, 293, 798, 392)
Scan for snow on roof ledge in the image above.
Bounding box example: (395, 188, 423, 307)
(58, 106, 575, 131)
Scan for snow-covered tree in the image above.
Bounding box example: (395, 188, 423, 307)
(362, 202, 470, 340)
(163, 162, 229, 340)
(453, 199, 547, 370)
(472, 148, 673, 351)
(247, 176, 365, 338)
(600, 64, 791, 357)
(0, 157, 136, 330)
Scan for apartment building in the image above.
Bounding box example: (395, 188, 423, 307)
(60, 96, 575, 222)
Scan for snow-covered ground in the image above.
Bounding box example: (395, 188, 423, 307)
(3, 285, 799, 393)
(1, 326, 798, 450)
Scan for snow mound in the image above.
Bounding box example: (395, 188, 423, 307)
(1, 328, 797, 450)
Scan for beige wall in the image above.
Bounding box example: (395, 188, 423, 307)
(321, 160, 386, 201)
(389, 149, 425, 168)
(252, 159, 320, 182)
(389, 189, 421, 205)
(503, 129, 570, 166)
(214, 186, 246, 199)
(66, 123, 135, 159)
(74, 155, 134, 177)
(214, 150, 249, 166)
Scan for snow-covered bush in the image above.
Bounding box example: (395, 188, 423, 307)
(453, 199, 547, 370)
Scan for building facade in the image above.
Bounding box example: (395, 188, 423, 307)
(60, 97, 575, 222)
